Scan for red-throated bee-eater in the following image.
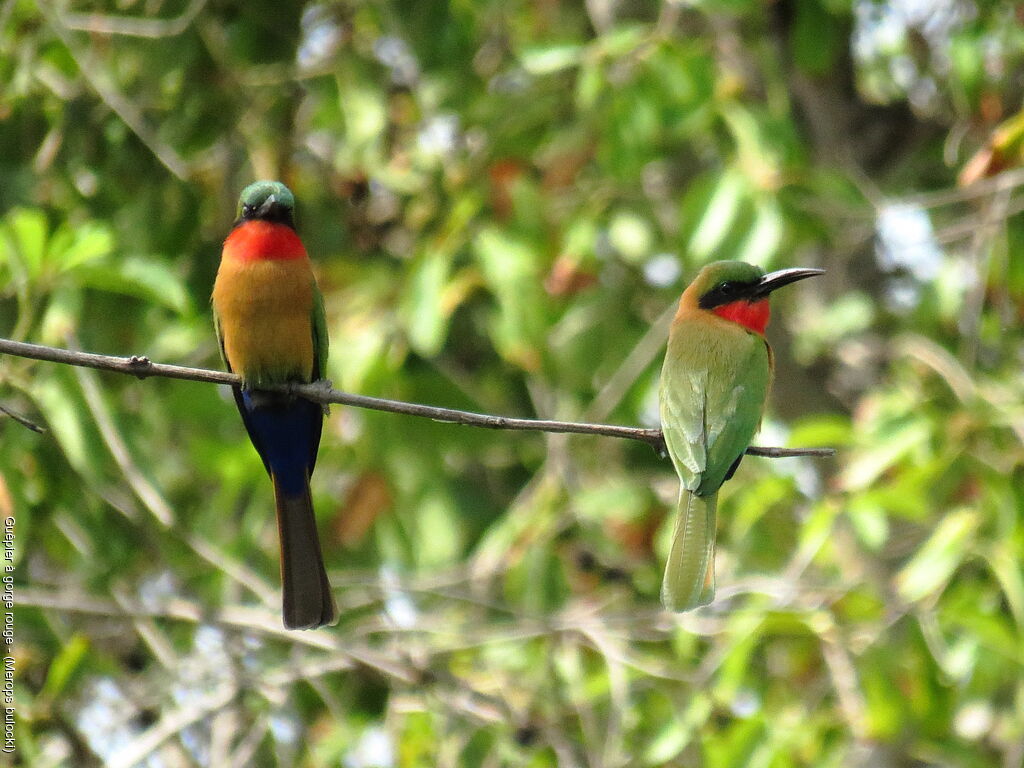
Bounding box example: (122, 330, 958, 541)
(660, 260, 823, 611)
(212, 181, 337, 630)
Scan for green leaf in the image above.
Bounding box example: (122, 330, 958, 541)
(41, 634, 90, 701)
(792, 0, 840, 76)
(691, 0, 757, 11)
(473, 227, 546, 370)
(841, 421, 930, 491)
(75, 256, 190, 313)
(861, 651, 905, 739)
(896, 508, 978, 603)
(339, 85, 387, 153)
(643, 695, 712, 764)
(593, 25, 646, 59)
(32, 376, 92, 475)
(796, 292, 875, 359)
(38, 282, 83, 345)
(520, 43, 583, 75)
(848, 499, 889, 551)
(329, 313, 391, 393)
(608, 210, 653, 263)
(736, 198, 782, 267)
(949, 34, 984, 105)
(687, 169, 746, 260)
(787, 415, 853, 448)
(574, 477, 648, 522)
(59, 221, 115, 270)
(3, 207, 49, 278)
(575, 57, 604, 110)
(401, 248, 452, 356)
(984, 545, 1024, 631)
(415, 490, 461, 567)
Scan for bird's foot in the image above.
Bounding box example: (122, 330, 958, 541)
(126, 354, 153, 379)
(306, 378, 334, 415)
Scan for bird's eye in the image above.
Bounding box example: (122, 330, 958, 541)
(242, 204, 256, 217)
(718, 281, 736, 295)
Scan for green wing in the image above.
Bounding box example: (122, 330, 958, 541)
(311, 280, 329, 381)
(212, 308, 231, 372)
(699, 337, 770, 494)
(659, 323, 769, 495)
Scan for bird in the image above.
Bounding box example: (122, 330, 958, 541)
(659, 260, 823, 611)
(211, 180, 337, 630)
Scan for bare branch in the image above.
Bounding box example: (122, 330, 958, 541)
(15, 586, 413, 677)
(0, 401, 45, 433)
(36, 2, 192, 179)
(894, 166, 1024, 211)
(73, 359, 176, 527)
(0, 337, 836, 459)
(59, 0, 209, 38)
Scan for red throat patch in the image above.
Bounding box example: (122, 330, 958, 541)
(223, 220, 307, 262)
(712, 299, 770, 334)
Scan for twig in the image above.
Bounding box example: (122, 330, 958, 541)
(893, 166, 1024, 211)
(0, 337, 836, 459)
(59, 0, 209, 38)
(0, 401, 45, 433)
(18, 585, 521, 740)
(109, 682, 238, 768)
(36, 1, 192, 179)
(73, 358, 176, 527)
(15, 586, 413, 678)
(583, 302, 676, 422)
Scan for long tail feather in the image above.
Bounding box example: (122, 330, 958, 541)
(274, 480, 337, 630)
(661, 490, 718, 611)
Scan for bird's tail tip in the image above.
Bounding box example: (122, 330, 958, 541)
(275, 483, 338, 630)
(660, 490, 718, 612)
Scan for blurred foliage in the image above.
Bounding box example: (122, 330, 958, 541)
(1, 0, 1024, 766)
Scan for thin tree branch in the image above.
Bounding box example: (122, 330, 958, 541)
(59, 0, 209, 38)
(894, 166, 1024, 211)
(72, 357, 176, 527)
(0, 401, 45, 433)
(36, 1, 192, 180)
(0, 337, 836, 458)
(583, 302, 676, 423)
(15, 586, 414, 677)
(109, 683, 238, 768)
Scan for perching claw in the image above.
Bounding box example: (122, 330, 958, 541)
(307, 378, 334, 415)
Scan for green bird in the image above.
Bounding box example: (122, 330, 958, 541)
(659, 261, 823, 611)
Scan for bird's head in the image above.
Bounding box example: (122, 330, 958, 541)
(237, 181, 297, 229)
(682, 260, 824, 334)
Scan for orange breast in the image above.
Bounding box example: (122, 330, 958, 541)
(212, 246, 316, 386)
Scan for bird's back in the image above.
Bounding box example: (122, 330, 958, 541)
(660, 312, 771, 495)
